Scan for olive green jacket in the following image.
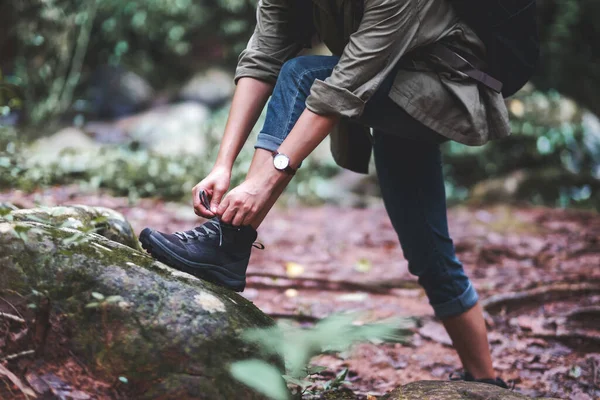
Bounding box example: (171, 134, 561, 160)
(234, 0, 511, 174)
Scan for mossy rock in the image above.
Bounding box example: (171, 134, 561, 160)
(7, 205, 140, 250)
(0, 217, 276, 399)
(383, 381, 561, 400)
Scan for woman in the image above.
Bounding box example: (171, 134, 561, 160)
(140, 0, 511, 387)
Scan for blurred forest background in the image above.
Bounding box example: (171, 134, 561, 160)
(0, 0, 599, 208)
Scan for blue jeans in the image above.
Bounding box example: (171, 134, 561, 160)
(255, 55, 478, 319)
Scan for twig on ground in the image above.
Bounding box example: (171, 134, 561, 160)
(531, 331, 600, 351)
(0, 312, 26, 324)
(590, 357, 599, 387)
(482, 283, 600, 314)
(566, 245, 600, 259)
(266, 313, 321, 323)
(0, 363, 37, 398)
(34, 298, 51, 357)
(0, 295, 27, 324)
(248, 272, 419, 294)
(1, 349, 35, 362)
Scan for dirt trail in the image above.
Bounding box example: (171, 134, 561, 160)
(2, 187, 599, 399)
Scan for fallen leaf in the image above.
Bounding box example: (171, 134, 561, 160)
(285, 262, 305, 278)
(337, 292, 369, 302)
(40, 373, 91, 399)
(354, 258, 372, 273)
(568, 365, 582, 379)
(25, 372, 51, 395)
(0, 364, 37, 398)
(418, 321, 453, 347)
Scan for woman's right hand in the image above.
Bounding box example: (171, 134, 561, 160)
(192, 166, 231, 218)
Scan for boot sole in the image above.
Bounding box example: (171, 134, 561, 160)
(139, 228, 246, 292)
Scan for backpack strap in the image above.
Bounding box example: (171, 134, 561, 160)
(429, 43, 503, 93)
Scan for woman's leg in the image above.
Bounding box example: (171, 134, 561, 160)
(245, 55, 340, 228)
(372, 130, 495, 379)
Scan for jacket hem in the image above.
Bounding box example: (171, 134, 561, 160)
(389, 87, 510, 146)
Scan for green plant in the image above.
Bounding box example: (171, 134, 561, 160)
(534, 0, 600, 116)
(442, 89, 600, 209)
(0, 68, 23, 116)
(230, 313, 414, 399)
(1, 0, 257, 124)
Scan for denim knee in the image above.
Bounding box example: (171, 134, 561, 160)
(255, 55, 339, 153)
(278, 55, 339, 87)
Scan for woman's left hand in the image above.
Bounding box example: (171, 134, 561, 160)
(216, 174, 279, 227)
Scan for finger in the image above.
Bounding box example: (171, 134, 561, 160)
(216, 195, 229, 218)
(240, 206, 257, 227)
(216, 196, 229, 218)
(231, 207, 247, 227)
(210, 188, 225, 214)
(194, 187, 214, 218)
(192, 186, 200, 208)
(192, 187, 205, 217)
(221, 205, 238, 225)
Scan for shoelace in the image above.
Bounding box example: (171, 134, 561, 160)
(174, 190, 265, 250)
(174, 220, 223, 244)
(174, 191, 227, 246)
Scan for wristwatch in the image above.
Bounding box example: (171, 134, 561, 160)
(272, 151, 297, 175)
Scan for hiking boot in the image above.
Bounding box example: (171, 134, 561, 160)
(139, 218, 262, 292)
(450, 370, 513, 389)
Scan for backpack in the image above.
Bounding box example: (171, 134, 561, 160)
(449, 0, 540, 98)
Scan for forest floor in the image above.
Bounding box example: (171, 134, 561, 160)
(1, 186, 599, 399)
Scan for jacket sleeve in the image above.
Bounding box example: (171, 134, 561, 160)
(305, 0, 421, 117)
(234, 0, 303, 85)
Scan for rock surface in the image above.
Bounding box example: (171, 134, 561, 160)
(86, 102, 211, 156)
(83, 65, 155, 119)
(26, 128, 101, 169)
(178, 68, 235, 108)
(8, 204, 140, 250)
(0, 207, 276, 399)
(383, 381, 561, 400)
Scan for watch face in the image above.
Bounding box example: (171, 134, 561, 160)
(273, 154, 290, 170)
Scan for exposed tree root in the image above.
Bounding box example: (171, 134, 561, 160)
(531, 331, 600, 352)
(482, 283, 600, 314)
(561, 306, 600, 322)
(247, 272, 419, 294)
(266, 313, 321, 323)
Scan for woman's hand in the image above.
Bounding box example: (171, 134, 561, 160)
(217, 171, 282, 227)
(192, 166, 231, 218)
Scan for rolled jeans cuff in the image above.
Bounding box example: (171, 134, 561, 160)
(254, 132, 305, 168)
(254, 132, 283, 152)
(432, 281, 479, 320)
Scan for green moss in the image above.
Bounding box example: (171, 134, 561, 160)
(7, 205, 140, 250)
(385, 381, 561, 400)
(0, 219, 276, 399)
